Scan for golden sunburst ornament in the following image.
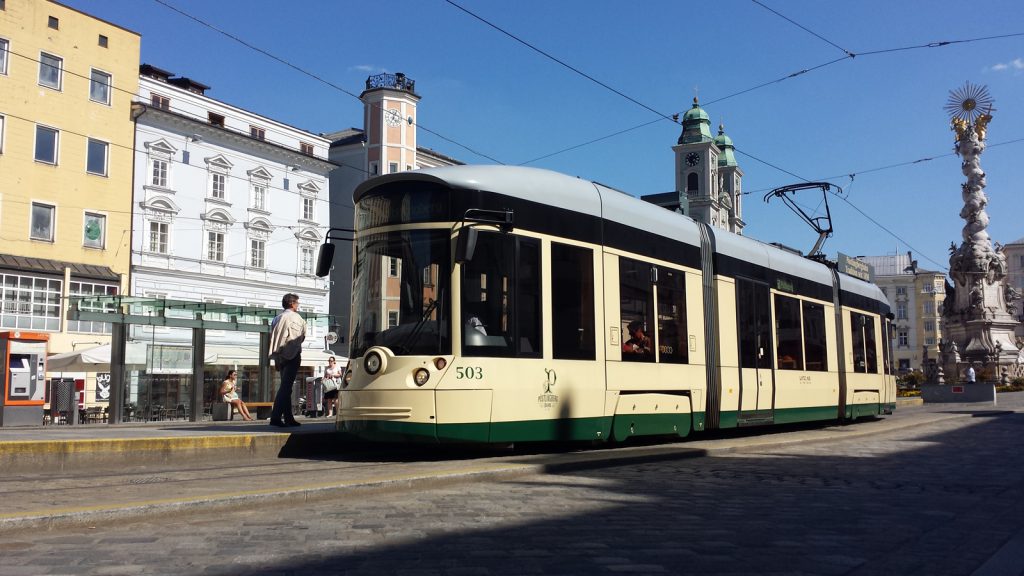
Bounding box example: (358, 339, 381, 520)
(944, 81, 995, 123)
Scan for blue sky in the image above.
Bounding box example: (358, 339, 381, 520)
(67, 0, 1024, 272)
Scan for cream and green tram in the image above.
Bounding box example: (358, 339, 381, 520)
(332, 165, 896, 443)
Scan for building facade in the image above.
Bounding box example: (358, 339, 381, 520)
(860, 253, 946, 374)
(1003, 236, 1024, 342)
(324, 73, 461, 353)
(129, 66, 336, 409)
(0, 0, 140, 404)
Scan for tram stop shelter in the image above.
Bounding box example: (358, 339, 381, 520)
(66, 295, 337, 425)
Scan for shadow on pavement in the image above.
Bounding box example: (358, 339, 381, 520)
(197, 412, 1024, 576)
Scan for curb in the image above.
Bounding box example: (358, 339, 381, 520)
(0, 409, 978, 533)
(0, 430, 342, 474)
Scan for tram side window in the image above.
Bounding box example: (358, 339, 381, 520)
(517, 240, 542, 356)
(864, 314, 878, 373)
(657, 268, 688, 364)
(850, 312, 878, 373)
(802, 301, 828, 372)
(552, 243, 595, 360)
(882, 318, 893, 375)
(462, 233, 542, 358)
(737, 280, 772, 369)
(619, 258, 655, 363)
(774, 294, 803, 370)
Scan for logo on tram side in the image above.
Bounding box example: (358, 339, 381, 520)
(538, 368, 558, 409)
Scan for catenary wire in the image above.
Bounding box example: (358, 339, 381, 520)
(149, 0, 506, 165)
(45, 5, 1020, 272)
(750, 0, 855, 57)
(443, 0, 676, 123)
(5, 49, 342, 162)
(520, 31, 1023, 165)
(3, 110, 354, 216)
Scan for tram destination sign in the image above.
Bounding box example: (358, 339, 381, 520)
(838, 253, 874, 283)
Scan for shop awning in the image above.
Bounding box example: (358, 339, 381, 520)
(48, 342, 217, 372)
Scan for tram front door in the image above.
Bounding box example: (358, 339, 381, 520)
(736, 279, 774, 425)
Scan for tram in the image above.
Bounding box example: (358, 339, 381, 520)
(320, 165, 896, 443)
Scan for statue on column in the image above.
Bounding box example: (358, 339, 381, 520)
(940, 82, 1023, 376)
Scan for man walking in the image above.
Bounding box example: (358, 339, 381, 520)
(268, 293, 306, 427)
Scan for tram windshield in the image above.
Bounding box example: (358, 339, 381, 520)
(350, 229, 450, 357)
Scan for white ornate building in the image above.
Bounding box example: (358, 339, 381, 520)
(129, 65, 336, 406)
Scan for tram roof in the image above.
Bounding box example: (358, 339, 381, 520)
(354, 165, 605, 218)
(356, 166, 885, 304)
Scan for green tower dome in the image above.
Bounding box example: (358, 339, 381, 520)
(678, 97, 712, 144)
(715, 123, 738, 167)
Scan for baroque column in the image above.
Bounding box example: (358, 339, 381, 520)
(941, 83, 1022, 379)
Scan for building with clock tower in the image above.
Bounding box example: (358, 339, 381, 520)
(644, 98, 744, 234)
(324, 73, 462, 352)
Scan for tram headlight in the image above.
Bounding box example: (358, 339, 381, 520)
(413, 368, 430, 386)
(433, 357, 447, 370)
(365, 351, 383, 375)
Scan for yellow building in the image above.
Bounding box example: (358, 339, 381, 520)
(0, 2, 139, 372)
(861, 254, 945, 373)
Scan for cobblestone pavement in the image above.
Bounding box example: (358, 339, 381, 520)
(4, 402, 1024, 576)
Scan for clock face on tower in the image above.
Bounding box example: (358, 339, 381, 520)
(685, 152, 700, 167)
(385, 109, 403, 127)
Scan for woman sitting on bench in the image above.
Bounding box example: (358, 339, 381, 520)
(220, 370, 253, 421)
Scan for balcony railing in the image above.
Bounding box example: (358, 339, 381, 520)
(366, 72, 416, 93)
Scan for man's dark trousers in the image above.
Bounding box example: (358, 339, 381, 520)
(271, 354, 301, 423)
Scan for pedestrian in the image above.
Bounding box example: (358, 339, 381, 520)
(268, 293, 306, 427)
(219, 369, 253, 421)
(322, 356, 343, 417)
(966, 365, 976, 383)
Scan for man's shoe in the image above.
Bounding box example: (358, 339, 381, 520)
(268, 420, 287, 427)
(284, 420, 301, 427)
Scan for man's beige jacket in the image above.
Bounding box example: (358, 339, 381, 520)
(269, 309, 307, 366)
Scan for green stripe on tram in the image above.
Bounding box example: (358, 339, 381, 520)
(341, 403, 884, 443)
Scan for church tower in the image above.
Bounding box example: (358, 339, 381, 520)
(673, 98, 723, 228)
(714, 123, 745, 234)
(359, 72, 420, 176)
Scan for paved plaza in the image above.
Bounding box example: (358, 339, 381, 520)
(1, 396, 1023, 575)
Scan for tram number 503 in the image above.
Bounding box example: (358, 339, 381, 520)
(455, 367, 484, 380)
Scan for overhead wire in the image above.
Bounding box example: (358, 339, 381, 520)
(5, 48, 345, 166)
(3, 110, 352, 219)
(149, 0, 506, 165)
(518, 31, 1023, 165)
(142, 2, 1017, 272)
(444, 0, 676, 123)
(750, 0, 856, 58)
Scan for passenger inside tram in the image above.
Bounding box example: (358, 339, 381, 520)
(622, 320, 652, 356)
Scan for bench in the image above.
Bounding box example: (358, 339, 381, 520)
(211, 401, 275, 421)
(249, 402, 274, 419)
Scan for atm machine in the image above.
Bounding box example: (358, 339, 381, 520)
(0, 331, 49, 426)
